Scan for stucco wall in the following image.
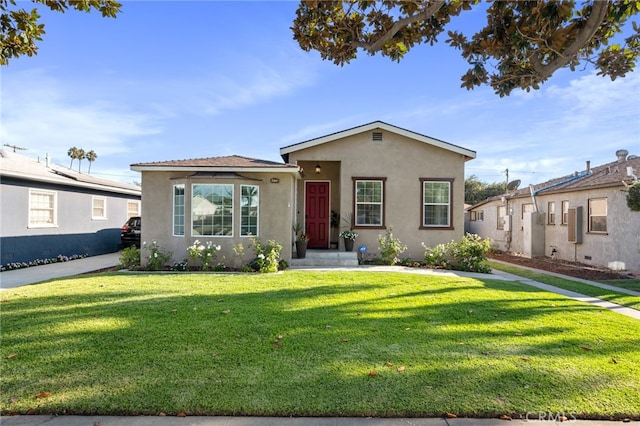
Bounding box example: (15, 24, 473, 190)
(467, 187, 640, 272)
(288, 130, 468, 260)
(140, 171, 296, 266)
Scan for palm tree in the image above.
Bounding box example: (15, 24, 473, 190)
(67, 147, 79, 169)
(86, 150, 97, 174)
(76, 148, 86, 173)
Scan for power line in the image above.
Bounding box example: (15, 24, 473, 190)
(3, 144, 27, 153)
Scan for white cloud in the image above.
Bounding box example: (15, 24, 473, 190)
(402, 71, 640, 186)
(154, 51, 320, 118)
(279, 116, 368, 146)
(1, 69, 163, 163)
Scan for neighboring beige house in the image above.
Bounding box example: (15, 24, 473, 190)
(466, 150, 640, 272)
(131, 121, 476, 265)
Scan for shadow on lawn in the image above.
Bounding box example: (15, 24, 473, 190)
(1, 272, 639, 418)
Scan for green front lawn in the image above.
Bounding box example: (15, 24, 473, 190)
(1, 271, 639, 418)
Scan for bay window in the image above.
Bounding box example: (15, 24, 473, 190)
(192, 184, 233, 236)
(240, 185, 259, 236)
(173, 184, 185, 236)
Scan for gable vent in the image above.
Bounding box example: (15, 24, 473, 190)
(372, 132, 383, 142)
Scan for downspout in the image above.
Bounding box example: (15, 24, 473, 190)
(529, 185, 537, 212)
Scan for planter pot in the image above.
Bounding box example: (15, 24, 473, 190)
(295, 241, 308, 259)
(344, 238, 354, 252)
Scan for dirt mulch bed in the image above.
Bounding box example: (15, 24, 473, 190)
(487, 252, 633, 281)
(88, 254, 634, 282)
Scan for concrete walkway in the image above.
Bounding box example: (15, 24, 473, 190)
(0, 252, 121, 290)
(489, 259, 640, 297)
(488, 266, 640, 320)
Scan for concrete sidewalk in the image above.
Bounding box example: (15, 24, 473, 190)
(0, 251, 121, 290)
(487, 261, 640, 320)
(0, 415, 635, 426)
(488, 259, 640, 297)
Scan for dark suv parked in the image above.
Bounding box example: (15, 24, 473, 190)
(120, 216, 141, 248)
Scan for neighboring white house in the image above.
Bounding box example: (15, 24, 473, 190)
(466, 150, 640, 272)
(0, 150, 141, 265)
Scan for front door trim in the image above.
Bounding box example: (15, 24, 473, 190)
(304, 180, 331, 249)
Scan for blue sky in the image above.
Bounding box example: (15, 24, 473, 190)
(2, 1, 639, 188)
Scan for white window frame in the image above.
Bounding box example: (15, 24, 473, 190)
(354, 179, 385, 227)
(477, 210, 484, 221)
(28, 189, 57, 228)
(561, 200, 569, 225)
(421, 179, 452, 228)
(497, 205, 506, 230)
(173, 184, 185, 237)
(588, 198, 607, 233)
(522, 203, 535, 219)
(92, 196, 107, 220)
(548, 201, 556, 225)
(127, 200, 141, 219)
(191, 184, 234, 237)
(240, 184, 259, 237)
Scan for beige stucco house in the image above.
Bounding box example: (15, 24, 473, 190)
(466, 150, 640, 272)
(131, 121, 476, 265)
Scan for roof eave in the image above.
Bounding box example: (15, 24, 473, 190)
(130, 165, 301, 174)
(1, 170, 141, 196)
(279, 121, 476, 160)
(533, 180, 629, 196)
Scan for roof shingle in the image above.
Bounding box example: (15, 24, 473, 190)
(469, 154, 640, 208)
(131, 155, 297, 169)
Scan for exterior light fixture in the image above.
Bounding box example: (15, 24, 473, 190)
(315, 163, 321, 174)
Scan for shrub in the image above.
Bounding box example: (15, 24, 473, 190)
(171, 260, 189, 271)
(143, 241, 172, 271)
(232, 242, 247, 268)
(187, 240, 221, 271)
(423, 242, 450, 269)
(423, 233, 492, 273)
(252, 239, 282, 273)
(627, 183, 640, 211)
(278, 259, 289, 271)
(1, 254, 87, 272)
(377, 228, 407, 265)
(119, 246, 141, 270)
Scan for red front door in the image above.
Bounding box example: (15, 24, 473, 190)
(305, 181, 329, 249)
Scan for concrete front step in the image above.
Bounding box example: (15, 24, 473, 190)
(290, 250, 359, 267)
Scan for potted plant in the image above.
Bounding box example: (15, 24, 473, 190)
(293, 222, 309, 259)
(339, 230, 358, 252)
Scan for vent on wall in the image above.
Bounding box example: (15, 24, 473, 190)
(372, 132, 383, 142)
